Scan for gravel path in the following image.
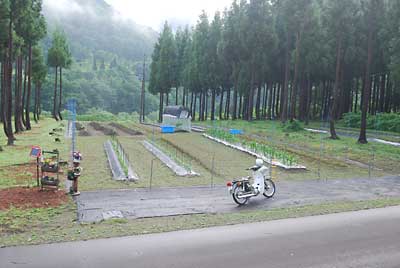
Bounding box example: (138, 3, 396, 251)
(76, 176, 400, 222)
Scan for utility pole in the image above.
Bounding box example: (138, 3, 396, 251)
(140, 55, 146, 123)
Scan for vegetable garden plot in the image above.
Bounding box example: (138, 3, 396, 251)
(205, 129, 306, 170)
(104, 138, 141, 182)
(161, 133, 254, 180)
(104, 140, 128, 181)
(142, 140, 198, 177)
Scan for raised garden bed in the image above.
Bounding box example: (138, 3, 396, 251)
(90, 122, 117, 136)
(109, 123, 143, 136)
(104, 140, 139, 182)
(204, 129, 306, 170)
(142, 140, 198, 177)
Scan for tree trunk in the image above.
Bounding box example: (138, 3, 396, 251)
(190, 91, 194, 117)
(193, 93, 197, 121)
(272, 83, 277, 119)
(38, 82, 42, 119)
(175, 87, 178, 105)
(1, 61, 5, 124)
(378, 74, 386, 113)
(255, 84, 262, 120)
(25, 44, 33, 130)
(204, 91, 208, 121)
(33, 82, 38, 123)
(225, 89, 231, 120)
(276, 82, 281, 118)
(15, 56, 24, 133)
(182, 88, 186, 107)
(267, 83, 274, 120)
(219, 88, 224, 120)
(329, 33, 343, 139)
(58, 67, 63, 120)
(305, 76, 312, 125)
(354, 78, 359, 113)
(384, 74, 391, 112)
(232, 73, 238, 120)
(6, 16, 15, 145)
(198, 91, 202, 121)
(281, 33, 291, 123)
(158, 92, 163, 123)
(53, 67, 58, 120)
(21, 56, 28, 127)
(358, 0, 377, 144)
(211, 89, 216, 121)
(289, 31, 301, 121)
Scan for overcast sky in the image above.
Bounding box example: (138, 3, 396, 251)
(105, 0, 232, 30)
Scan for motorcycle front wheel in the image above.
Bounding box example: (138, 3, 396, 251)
(232, 185, 249, 205)
(263, 179, 276, 198)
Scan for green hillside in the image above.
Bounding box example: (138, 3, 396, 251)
(40, 0, 158, 114)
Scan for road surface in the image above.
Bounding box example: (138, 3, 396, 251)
(1, 206, 400, 268)
(76, 176, 400, 222)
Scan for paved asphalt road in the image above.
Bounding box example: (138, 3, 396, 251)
(2, 206, 400, 268)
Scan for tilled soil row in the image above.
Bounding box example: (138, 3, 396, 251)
(108, 123, 143, 136)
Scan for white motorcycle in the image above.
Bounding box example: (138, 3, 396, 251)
(227, 159, 276, 205)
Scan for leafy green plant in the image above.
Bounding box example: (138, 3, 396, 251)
(281, 120, 304, 132)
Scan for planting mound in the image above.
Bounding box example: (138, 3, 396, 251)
(0, 187, 68, 210)
(109, 123, 143, 136)
(89, 122, 117, 136)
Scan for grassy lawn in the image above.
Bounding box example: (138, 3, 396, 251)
(1, 198, 400, 247)
(307, 121, 400, 143)
(198, 120, 399, 176)
(0, 119, 69, 189)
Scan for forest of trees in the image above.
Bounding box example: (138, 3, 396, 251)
(149, 0, 400, 143)
(0, 0, 49, 145)
(0, 0, 160, 147)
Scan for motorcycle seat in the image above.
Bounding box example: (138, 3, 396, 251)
(247, 165, 262, 171)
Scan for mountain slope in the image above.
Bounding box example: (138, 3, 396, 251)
(43, 0, 157, 61)
(39, 0, 159, 115)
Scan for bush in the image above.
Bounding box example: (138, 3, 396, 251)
(40, 110, 52, 118)
(146, 111, 159, 123)
(76, 108, 116, 122)
(342, 112, 400, 133)
(117, 112, 140, 122)
(282, 120, 304, 132)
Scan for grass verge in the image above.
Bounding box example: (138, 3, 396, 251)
(1, 198, 400, 247)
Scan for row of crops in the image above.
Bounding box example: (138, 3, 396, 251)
(206, 128, 299, 167)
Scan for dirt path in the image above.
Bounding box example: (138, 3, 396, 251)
(76, 175, 400, 222)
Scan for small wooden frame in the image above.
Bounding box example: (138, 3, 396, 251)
(39, 150, 61, 190)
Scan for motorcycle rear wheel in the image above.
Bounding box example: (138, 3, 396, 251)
(232, 185, 249, 205)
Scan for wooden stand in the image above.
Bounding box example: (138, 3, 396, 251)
(39, 150, 61, 190)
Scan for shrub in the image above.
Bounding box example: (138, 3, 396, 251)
(282, 120, 304, 132)
(342, 112, 400, 133)
(76, 108, 116, 121)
